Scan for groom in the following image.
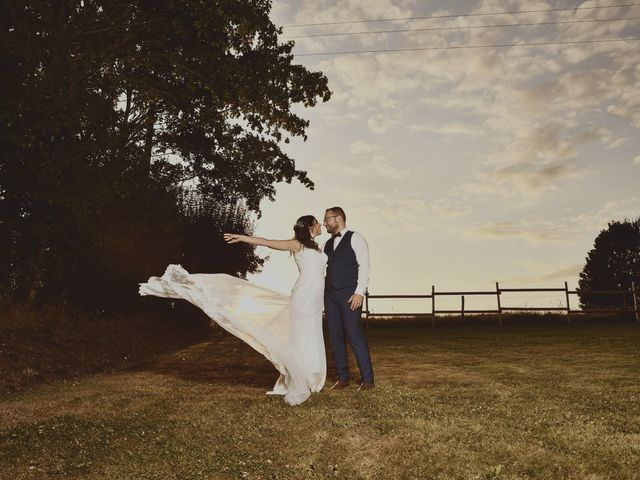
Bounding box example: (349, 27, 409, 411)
(322, 207, 374, 391)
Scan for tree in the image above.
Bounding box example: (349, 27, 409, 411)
(178, 191, 266, 278)
(0, 1, 331, 307)
(578, 217, 640, 309)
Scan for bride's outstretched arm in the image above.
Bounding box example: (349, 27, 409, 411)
(224, 233, 301, 252)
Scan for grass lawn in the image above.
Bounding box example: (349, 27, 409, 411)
(1, 321, 639, 479)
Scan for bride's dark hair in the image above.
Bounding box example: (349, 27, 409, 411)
(293, 215, 320, 251)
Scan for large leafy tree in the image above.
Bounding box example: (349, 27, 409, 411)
(0, 1, 331, 307)
(2, 0, 330, 208)
(578, 218, 640, 309)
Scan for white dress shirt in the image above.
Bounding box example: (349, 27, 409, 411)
(323, 227, 370, 296)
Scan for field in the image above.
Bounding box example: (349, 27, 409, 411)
(1, 310, 639, 479)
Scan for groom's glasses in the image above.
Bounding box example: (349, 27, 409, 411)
(323, 215, 337, 221)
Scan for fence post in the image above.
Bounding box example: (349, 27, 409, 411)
(496, 282, 502, 327)
(564, 281, 571, 324)
(461, 295, 465, 325)
(633, 280, 639, 325)
(431, 285, 436, 328)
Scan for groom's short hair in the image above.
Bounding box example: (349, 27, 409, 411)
(327, 206, 346, 222)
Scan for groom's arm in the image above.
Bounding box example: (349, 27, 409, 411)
(351, 232, 370, 297)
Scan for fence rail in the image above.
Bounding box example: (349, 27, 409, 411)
(363, 280, 639, 328)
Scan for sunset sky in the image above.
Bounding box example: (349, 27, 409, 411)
(248, 0, 640, 312)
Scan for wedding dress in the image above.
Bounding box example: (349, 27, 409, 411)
(138, 247, 328, 406)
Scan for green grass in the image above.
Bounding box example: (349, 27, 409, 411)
(1, 318, 639, 479)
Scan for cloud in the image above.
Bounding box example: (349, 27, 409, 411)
(469, 161, 580, 198)
(315, 54, 424, 111)
(349, 140, 380, 155)
(458, 124, 593, 198)
(603, 135, 631, 150)
(463, 197, 640, 244)
(367, 155, 410, 178)
(634, 155, 640, 166)
(464, 218, 572, 244)
(539, 264, 584, 281)
(278, 0, 640, 230)
(319, 140, 410, 179)
(335, 189, 431, 233)
(335, 155, 410, 179)
(573, 197, 640, 231)
(367, 112, 401, 133)
(409, 121, 482, 138)
(430, 198, 471, 218)
(502, 259, 586, 286)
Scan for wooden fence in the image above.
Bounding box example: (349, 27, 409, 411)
(363, 280, 639, 327)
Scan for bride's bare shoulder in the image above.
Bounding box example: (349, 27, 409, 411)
(292, 239, 303, 253)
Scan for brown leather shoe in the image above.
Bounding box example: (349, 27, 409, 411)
(329, 379, 349, 390)
(357, 382, 375, 391)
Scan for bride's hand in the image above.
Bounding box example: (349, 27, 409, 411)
(224, 233, 245, 244)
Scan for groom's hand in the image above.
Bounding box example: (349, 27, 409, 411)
(348, 294, 364, 311)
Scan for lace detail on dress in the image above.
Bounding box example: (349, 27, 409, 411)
(162, 264, 195, 286)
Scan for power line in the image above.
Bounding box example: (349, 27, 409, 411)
(294, 37, 640, 57)
(282, 3, 640, 28)
(282, 16, 640, 39)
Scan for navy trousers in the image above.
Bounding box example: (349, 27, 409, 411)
(324, 286, 374, 383)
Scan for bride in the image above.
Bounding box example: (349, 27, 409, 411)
(138, 215, 327, 406)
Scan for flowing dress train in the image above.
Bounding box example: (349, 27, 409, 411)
(138, 247, 328, 406)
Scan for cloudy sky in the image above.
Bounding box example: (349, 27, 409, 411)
(248, 0, 640, 312)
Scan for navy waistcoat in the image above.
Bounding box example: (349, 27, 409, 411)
(324, 230, 358, 290)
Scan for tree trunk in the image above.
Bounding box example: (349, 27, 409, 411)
(143, 102, 156, 182)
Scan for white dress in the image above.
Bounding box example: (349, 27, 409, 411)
(138, 247, 328, 406)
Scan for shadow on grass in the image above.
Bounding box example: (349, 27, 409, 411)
(135, 335, 280, 388)
(135, 327, 343, 388)
(0, 301, 212, 394)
